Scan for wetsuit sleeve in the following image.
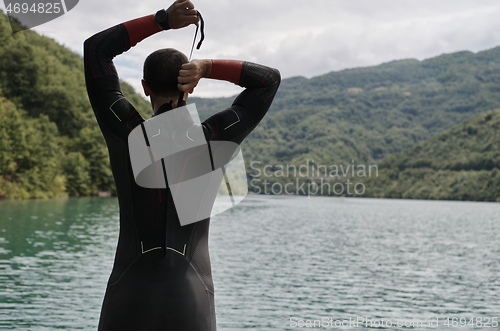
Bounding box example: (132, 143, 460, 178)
(202, 60, 281, 144)
(84, 15, 162, 140)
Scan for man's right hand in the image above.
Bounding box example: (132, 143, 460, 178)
(166, 0, 199, 29)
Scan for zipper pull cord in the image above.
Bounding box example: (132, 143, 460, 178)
(177, 11, 205, 107)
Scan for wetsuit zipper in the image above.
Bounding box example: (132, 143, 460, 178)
(166, 187, 173, 257)
(160, 157, 169, 257)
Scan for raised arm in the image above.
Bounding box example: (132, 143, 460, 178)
(83, 0, 199, 140)
(179, 59, 281, 144)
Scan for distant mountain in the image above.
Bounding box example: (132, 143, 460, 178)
(192, 47, 500, 169)
(248, 109, 500, 201)
(1, 8, 500, 200)
(353, 109, 500, 201)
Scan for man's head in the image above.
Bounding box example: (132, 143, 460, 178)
(142, 48, 189, 108)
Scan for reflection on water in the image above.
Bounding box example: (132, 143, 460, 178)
(0, 197, 118, 330)
(1, 196, 499, 330)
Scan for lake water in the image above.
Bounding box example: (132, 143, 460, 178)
(0, 196, 499, 330)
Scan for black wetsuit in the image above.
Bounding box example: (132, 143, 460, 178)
(83, 14, 280, 331)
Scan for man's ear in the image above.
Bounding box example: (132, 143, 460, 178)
(141, 79, 150, 97)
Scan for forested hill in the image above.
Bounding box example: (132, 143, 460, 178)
(345, 109, 500, 202)
(1, 8, 500, 200)
(193, 46, 500, 167)
(0, 10, 151, 198)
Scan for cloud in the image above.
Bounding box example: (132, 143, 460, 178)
(2, 0, 500, 97)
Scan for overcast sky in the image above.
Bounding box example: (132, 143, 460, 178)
(3, 0, 500, 98)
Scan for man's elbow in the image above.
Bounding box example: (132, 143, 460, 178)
(83, 32, 100, 57)
(272, 67, 281, 82)
(263, 66, 281, 88)
(269, 67, 281, 94)
(83, 37, 92, 58)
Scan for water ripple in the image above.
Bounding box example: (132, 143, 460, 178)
(0, 196, 499, 330)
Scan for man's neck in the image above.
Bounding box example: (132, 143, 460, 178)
(150, 92, 187, 113)
(151, 96, 176, 112)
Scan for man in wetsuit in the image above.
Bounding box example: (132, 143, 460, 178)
(83, 0, 280, 330)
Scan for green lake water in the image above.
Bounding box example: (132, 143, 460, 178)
(1, 196, 499, 330)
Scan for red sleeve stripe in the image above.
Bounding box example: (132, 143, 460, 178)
(209, 60, 243, 85)
(123, 14, 161, 47)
